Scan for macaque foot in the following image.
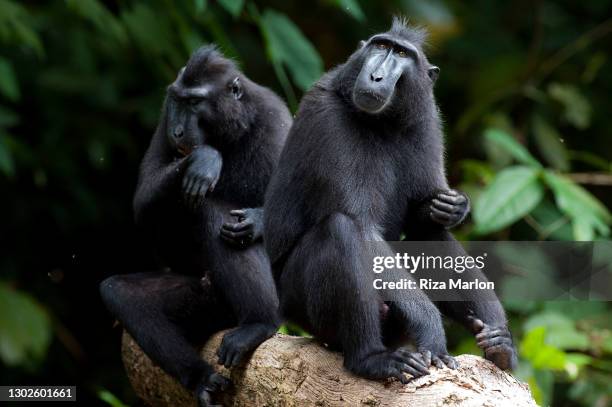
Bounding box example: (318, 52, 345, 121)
(350, 348, 430, 384)
(470, 318, 518, 370)
(217, 323, 274, 368)
(196, 373, 230, 407)
(418, 348, 459, 369)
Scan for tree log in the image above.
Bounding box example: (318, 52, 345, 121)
(122, 331, 536, 407)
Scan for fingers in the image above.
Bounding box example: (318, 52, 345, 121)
(208, 174, 219, 193)
(220, 225, 254, 244)
(477, 336, 513, 349)
(437, 190, 467, 206)
(222, 219, 253, 232)
(431, 198, 456, 213)
(230, 209, 247, 219)
(430, 207, 453, 222)
(190, 182, 206, 211)
(475, 327, 509, 340)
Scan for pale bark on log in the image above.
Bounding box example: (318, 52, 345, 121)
(122, 331, 536, 407)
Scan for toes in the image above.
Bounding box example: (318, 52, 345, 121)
(485, 345, 517, 370)
(216, 345, 227, 366)
(475, 328, 508, 340)
(431, 356, 445, 369)
(395, 372, 410, 385)
(393, 350, 429, 375)
(477, 336, 513, 349)
(418, 349, 432, 367)
(197, 389, 213, 407)
(468, 317, 485, 333)
(400, 363, 426, 378)
(209, 374, 231, 392)
(442, 355, 459, 369)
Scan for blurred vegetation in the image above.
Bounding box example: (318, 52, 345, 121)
(0, 0, 611, 406)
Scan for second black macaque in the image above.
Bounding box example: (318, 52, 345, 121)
(100, 46, 291, 406)
(264, 18, 517, 384)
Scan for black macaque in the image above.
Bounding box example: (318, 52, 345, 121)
(100, 46, 291, 406)
(264, 18, 517, 384)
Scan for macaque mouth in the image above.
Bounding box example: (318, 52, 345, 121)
(176, 145, 192, 156)
(352, 89, 391, 113)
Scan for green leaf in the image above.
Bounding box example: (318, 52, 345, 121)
(0, 282, 52, 366)
(543, 171, 611, 239)
(121, 4, 182, 65)
(400, 0, 454, 26)
(0, 0, 44, 57)
(259, 10, 323, 91)
(334, 0, 365, 21)
(520, 326, 566, 370)
(524, 312, 589, 351)
(564, 353, 593, 380)
(194, 0, 208, 13)
(484, 128, 541, 168)
(473, 166, 544, 234)
(532, 115, 569, 171)
(98, 389, 129, 407)
(66, 0, 127, 45)
(217, 0, 245, 17)
(0, 106, 19, 127)
(0, 133, 15, 177)
(0, 57, 20, 102)
(548, 83, 591, 130)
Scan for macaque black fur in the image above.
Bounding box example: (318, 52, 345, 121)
(264, 18, 517, 383)
(100, 46, 291, 406)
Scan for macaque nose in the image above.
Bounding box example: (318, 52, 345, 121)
(370, 72, 383, 82)
(174, 124, 184, 138)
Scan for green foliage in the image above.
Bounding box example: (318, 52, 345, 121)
(0, 57, 19, 102)
(548, 83, 591, 130)
(0, 283, 52, 367)
(98, 389, 130, 407)
(259, 9, 323, 92)
(532, 116, 569, 171)
(472, 127, 610, 239)
(333, 0, 365, 21)
(0, 1, 610, 406)
(473, 166, 544, 234)
(0, 0, 43, 56)
(217, 0, 245, 17)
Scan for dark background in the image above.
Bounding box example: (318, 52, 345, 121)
(1, 1, 611, 406)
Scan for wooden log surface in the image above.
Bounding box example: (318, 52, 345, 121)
(121, 331, 536, 406)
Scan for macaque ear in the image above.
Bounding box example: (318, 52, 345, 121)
(428, 66, 440, 82)
(230, 77, 243, 100)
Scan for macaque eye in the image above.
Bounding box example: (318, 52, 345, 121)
(376, 43, 389, 50)
(187, 97, 203, 106)
(398, 50, 407, 58)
